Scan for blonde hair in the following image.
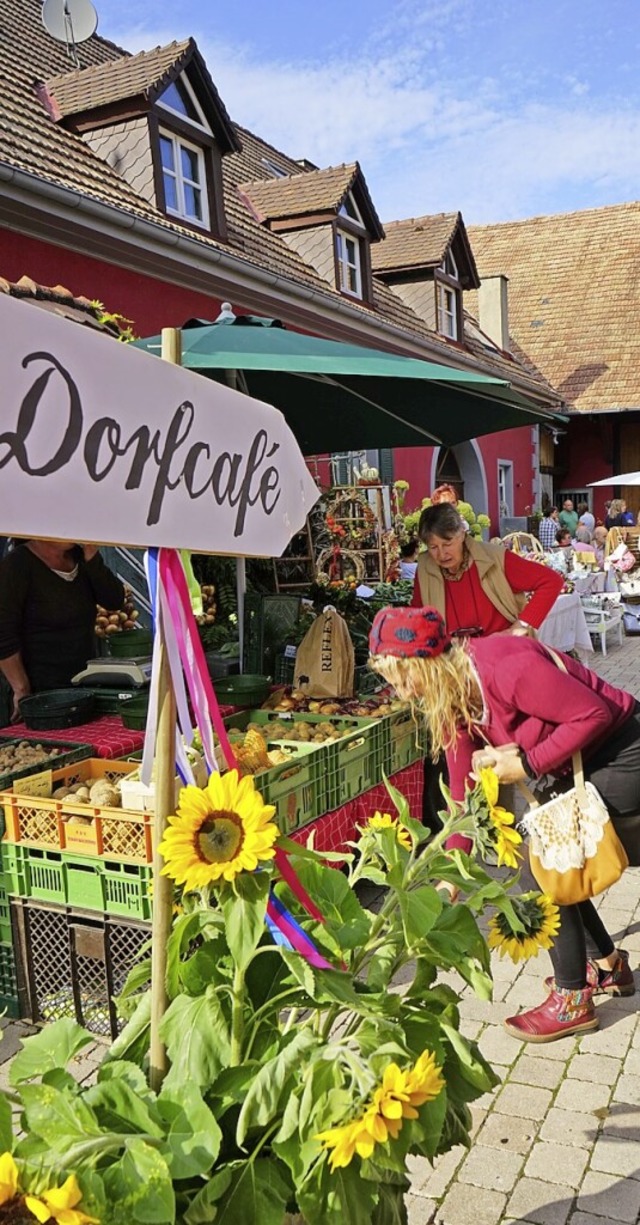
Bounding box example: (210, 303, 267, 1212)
(369, 641, 483, 760)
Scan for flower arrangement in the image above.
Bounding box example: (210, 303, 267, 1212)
(0, 768, 556, 1224)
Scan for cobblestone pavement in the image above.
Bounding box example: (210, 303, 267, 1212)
(1, 635, 639, 1224)
(407, 634, 640, 1225)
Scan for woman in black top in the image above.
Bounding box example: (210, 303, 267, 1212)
(0, 540, 124, 722)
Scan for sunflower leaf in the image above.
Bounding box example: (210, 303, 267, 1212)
(160, 986, 231, 1091)
(9, 1017, 93, 1086)
(236, 1028, 317, 1145)
(185, 1157, 291, 1225)
(221, 872, 270, 972)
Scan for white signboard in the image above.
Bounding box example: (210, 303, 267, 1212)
(0, 295, 319, 556)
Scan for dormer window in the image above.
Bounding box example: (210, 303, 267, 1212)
(239, 161, 383, 304)
(44, 40, 241, 244)
(335, 192, 368, 299)
(435, 249, 462, 340)
(159, 131, 208, 227)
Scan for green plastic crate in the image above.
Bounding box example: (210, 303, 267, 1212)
(1, 843, 66, 905)
(0, 844, 152, 920)
(379, 709, 424, 775)
(0, 880, 12, 944)
(326, 724, 382, 810)
(64, 855, 152, 921)
(258, 741, 327, 833)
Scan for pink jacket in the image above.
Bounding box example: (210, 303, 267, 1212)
(446, 636, 636, 805)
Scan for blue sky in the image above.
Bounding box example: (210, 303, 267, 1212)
(95, 0, 640, 224)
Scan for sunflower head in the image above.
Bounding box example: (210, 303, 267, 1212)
(364, 811, 412, 851)
(478, 767, 499, 808)
(488, 892, 560, 963)
(159, 769, 279, 890)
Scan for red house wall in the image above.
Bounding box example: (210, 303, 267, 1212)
(393, 424, 535, 533)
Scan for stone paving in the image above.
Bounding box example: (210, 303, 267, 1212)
(406, 632, 640, 1225)
(1, 632, 639, 1224)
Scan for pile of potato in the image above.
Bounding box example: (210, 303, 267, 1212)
(0, 740, 67, 775)
(195, 584, 216, 627)
(53, 778, 122, 808)
(228, 729, 294, 776)
(95, 588, 139, 638)
(247, 720, 346, 745)
(266, 689, 407, 719)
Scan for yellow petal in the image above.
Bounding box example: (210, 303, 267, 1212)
(24, 1196, 52, 1223)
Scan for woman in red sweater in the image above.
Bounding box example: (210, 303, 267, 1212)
(369, 605, 639, 1043)
(412, 504, 563, 833)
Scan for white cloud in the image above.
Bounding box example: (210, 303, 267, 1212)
(102, 12, 640, 224)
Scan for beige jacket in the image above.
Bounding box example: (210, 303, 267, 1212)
(415, 537, 527, 625)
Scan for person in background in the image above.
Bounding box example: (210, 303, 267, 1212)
(539, 506, 560, 550)
(593, 526, 608, 568)
(555, 528, 572, 549)
(399, 539, 420, 582)
(577, 502, 595, 534)
(0, 540, 124, 723)
(411, 505, 563, 636)
(559, 499, 579, 536)
(621, 501, 636, 527)
(369, 607, 637, 1043)
(573, 526, 597, 556)
(411, 504, 563, 832)
(605, 499, 624, 529)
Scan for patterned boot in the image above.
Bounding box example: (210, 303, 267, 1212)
(543, 950, 635, 997)
(504, 986, 599, 1043)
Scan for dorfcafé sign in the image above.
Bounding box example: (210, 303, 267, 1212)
(0, 294, 319, 556)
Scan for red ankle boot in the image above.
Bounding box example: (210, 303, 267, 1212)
(504, 987, 599, 1043)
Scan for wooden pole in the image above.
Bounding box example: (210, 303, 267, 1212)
(149, 327, 181, 1092)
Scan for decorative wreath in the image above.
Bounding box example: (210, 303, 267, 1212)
(316, 546, 366, 587)
(325, 492, 377, 548)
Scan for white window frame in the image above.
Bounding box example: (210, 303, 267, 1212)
(159, 129, 210, 229)
(498, 461, 514, 517)
(336, 228, 363, 298)
(437, 282, 458, 340)
(156, 73, 211, 134)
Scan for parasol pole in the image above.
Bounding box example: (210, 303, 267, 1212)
(149, 327, 181, 1092)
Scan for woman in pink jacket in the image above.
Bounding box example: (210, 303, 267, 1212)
(369, 605, 639, 1043)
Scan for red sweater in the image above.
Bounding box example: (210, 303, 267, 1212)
(447, 636, 636, 804)
(411, 550, 563, 633)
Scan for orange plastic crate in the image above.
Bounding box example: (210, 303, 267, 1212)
(1, 759, 153, 864)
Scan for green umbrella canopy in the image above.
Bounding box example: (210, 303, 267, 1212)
(133, 316, 564, 453)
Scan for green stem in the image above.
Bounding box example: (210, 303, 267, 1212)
(230, 963, 246, 1066)
(55, 1133, 163, 1167)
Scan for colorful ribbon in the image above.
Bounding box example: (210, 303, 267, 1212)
(144, 547, 338, 973)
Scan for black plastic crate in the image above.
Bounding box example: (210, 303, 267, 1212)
(243, 593, 301, 674)
(0, 737, 93, 791)
(11, 898, 150, 1038)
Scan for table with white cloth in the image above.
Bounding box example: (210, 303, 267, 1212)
(537, 590, 594, 657)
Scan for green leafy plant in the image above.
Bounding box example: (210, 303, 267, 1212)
(0, 775, 550, 1224)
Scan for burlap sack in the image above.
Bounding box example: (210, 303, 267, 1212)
(293, 608, 355, 698)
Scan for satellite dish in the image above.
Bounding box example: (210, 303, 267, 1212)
(42, 0, 98, 49)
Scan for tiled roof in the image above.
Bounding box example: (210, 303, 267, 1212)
(0, 0, 557, 406)
(0, 274, 126, 335)
(468, 204, 640, 412)
(240, 161, 350, 216)
(46, 39, 191, 116)
(372, 213, 459, 271)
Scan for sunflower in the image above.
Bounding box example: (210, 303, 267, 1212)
(365, 811, 412, 851)
(315, 1050, 444, 1171)
(159, 770, 279, 889)
(0, 1152, 18, 1206)
(24, 1174, 99, 1225)
(477, 767, 522, 868)
(488, 893, 561, 963)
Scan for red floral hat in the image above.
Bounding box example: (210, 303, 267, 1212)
(369, 606, 450, 659)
